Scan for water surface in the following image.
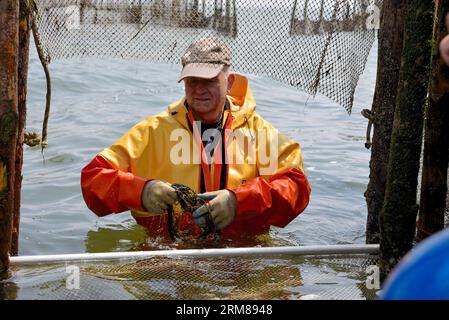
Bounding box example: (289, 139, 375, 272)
(20, 39, 377, 255)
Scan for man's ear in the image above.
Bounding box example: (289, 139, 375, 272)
(227, 73, 236, 91)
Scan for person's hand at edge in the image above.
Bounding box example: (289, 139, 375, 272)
(192, 189, 237, 230)
(440, 34, 449, 66)
(141, 180, 177, 214)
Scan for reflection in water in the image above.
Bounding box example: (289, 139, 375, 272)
(84, 222, 149, 253)
(85, 220, 298, 252)
(82, 223, 305, 299)
(0, 277, 18, 300)
(4, 253, 377, 300)
(300, 254, 379, 300)
(82, 256, 303, 300)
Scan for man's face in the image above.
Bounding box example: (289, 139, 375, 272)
(184, 70, 233, 124)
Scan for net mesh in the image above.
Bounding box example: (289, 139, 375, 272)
(33, 0, 381, 113)
(2, 253, 379, 300)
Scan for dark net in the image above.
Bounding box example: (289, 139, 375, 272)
(33, 0, 381, 113)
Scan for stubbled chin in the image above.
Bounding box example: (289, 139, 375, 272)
(192, 102, 212, 110)
(193, 99, 210, 105)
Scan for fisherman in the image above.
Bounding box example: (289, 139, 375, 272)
(81, 37, 311, 240)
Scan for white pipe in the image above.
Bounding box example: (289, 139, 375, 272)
(10, 244, 379, 265)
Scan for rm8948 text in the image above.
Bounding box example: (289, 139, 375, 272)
(220, 304, 272, 315)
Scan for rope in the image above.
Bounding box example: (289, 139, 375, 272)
(30, 0, 51, 152)
(361, 108, 374, 149)
(23, 131, 41, 147)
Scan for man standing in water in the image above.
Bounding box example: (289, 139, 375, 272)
(81, 37, 311, 240)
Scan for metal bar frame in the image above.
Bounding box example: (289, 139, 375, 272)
(10, 244, 379, 265)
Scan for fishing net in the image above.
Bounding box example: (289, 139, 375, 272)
(18, 1, 383, 299)
(33, 0, 381, 113)
(2, 253, 379, 300)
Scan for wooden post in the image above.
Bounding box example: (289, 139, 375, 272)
(225, 0, 230, 30)
(379, 0, 435, 279)
(172, 0, 181, 20)
(10, 0, 32, 256)
(232, 0, 237, 37)
(0, 0, 19, 276)
(289, 0, 298, 35)
(365, 0, 406, 244)
(416, 4, 449, 241)
(80, 0, 86, 25)
(318, 0, 324, 26)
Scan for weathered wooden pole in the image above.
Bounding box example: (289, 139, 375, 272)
(0, 0, 20, 276)
(303, 0, 309, 27)
(318, 0, 324, 22)
(365, 0, 406, 244)
(172, 0, 181, 20)
(416, 5, 449, 241)
(232, 0, 237, 37)
(10, 0, 33, 256)
(344, 1, 350, 20)
(289, 0, 298, 35)
(379, 0, 435, 279)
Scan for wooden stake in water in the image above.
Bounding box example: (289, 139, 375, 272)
(380, 0, 435, 281)
(364, 0, 407, 245)
(416, 4, 449, 242)
(0, 0, 19, 277)
(10, 0, 33, 257)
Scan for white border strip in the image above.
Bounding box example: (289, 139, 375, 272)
(10, 244, 379, 265)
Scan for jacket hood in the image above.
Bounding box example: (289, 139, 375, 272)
(167, 73, 256, 129)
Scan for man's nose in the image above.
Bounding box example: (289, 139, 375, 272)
(192, 82, 208, 93)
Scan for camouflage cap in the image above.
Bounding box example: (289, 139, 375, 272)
(178, 37, 231, 82)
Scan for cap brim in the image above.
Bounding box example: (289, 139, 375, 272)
(178, 63, 224, 83)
